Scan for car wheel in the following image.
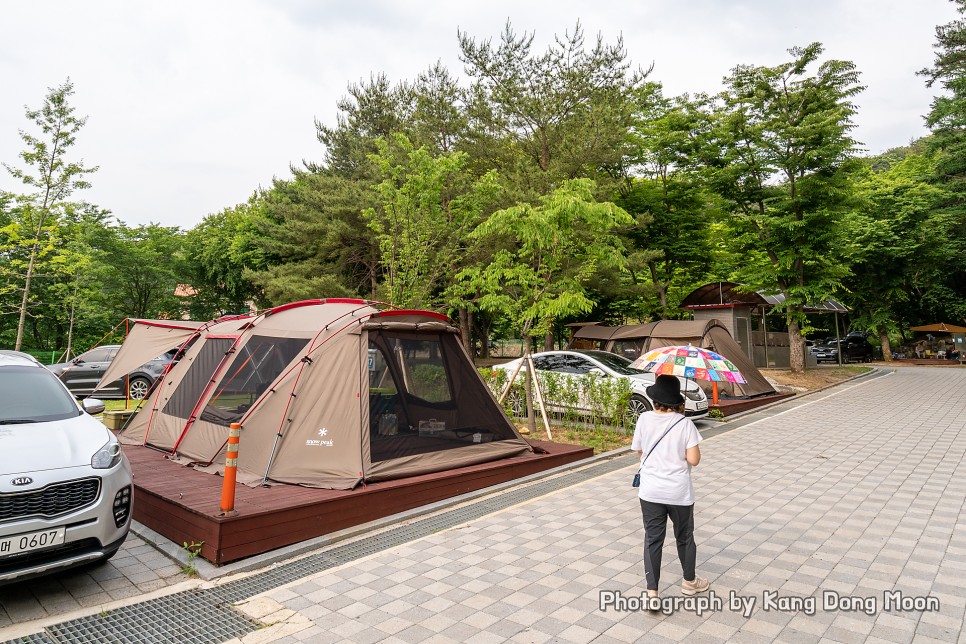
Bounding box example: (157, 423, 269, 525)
(626, 395, 652, 426)
(128, 377, 151, 400)
(505, 390, 526, 417)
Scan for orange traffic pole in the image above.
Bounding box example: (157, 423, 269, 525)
(712, 381, 719, 406)
(220, 422, 242, 515)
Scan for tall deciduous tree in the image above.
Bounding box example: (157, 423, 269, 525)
(363, 134, 498, 310)
(844, 153, 947, 359)
(96, 224, 188, 320)
(3, 80, 97, 349)
(704, 43, 864, 372)
(183, 201, 264, 319)
(918, 0, 966, 321)
(621, 86, 716, 319)
(459, 179, 632, 431)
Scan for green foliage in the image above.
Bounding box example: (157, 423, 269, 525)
(363, 134, 499, 309)
(2, 79, 98, 350)
(180, 540, 204, 577)
(182, 201, 263, 318)
(7, 21, 966, 366)
(461, 179, 633, 340)
(458, 21, 641, 197)
(701, 43, 865, 370)
(478, 366, 633, 431)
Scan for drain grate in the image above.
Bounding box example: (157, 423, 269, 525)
(1, 634, 55, 644)
(44, 590, 256, 644)
(11, 453, 633, 643)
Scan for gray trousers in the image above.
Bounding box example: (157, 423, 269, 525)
(640, 499, 696, 590)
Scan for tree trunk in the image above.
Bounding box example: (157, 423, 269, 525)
(788, 318, 806, 374)
(878, 330, 892, 362)
(458, 307, 472, 355)
(14, 245, 40, 351)
(544, 332, 554, 352)
(523, 336, 536, 436)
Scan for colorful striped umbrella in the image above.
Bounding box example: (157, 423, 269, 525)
(629, 345, 747, 405)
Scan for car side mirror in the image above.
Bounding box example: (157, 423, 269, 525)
(82, 398, 105, 415)
(72, 358, 84, 365)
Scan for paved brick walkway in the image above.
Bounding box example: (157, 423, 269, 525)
(3, 366, 965, 643)
(224, 367, 966, 643)
(0, 529, 189, 629)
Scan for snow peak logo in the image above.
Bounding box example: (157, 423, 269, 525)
(305, 428, 334, 447)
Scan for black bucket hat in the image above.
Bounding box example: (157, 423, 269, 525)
(646, 374, 684, 406)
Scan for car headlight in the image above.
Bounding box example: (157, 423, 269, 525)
(92, 440, 122, 469)
(684, 388, 705, 401)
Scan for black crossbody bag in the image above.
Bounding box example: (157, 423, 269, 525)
(632, 416, 686, 488)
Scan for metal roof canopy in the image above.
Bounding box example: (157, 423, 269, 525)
(680, 282, 848, 313)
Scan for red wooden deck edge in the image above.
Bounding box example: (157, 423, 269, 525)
(126, 441, 593, 564)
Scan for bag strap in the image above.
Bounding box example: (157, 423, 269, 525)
(635, 415, 687, 475)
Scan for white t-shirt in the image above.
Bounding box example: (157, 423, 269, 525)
(631, 411, 702, 505)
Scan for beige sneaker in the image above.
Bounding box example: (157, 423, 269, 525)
(646, 590, 660, 612)
(681, 577, 710, 596)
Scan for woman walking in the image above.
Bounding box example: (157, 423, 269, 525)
(632, 374, 709, 604)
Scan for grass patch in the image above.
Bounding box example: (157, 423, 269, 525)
(518, 421, 633, 454)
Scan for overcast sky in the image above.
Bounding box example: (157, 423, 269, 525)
(1, 1, 959, 230)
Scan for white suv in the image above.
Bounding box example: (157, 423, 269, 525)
(0, 351, 133, 584)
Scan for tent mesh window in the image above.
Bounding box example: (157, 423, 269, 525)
(368, 333, 516, 463)
(162, 338, 235, 420)
(199, 336, 309, 427)
(611, 339, 645, 361)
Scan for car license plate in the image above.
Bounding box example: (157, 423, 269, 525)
(0, 527, 66, 557)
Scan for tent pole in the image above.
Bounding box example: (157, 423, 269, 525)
(526, 354, 553, 441)
(498, 353, 527, 404)
(761, 307, 769, 368)
(835, 312, 842, 366)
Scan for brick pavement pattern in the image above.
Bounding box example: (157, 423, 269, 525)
(237, 367, 966, 643)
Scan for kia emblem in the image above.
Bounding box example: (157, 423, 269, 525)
(11, 477, 33, 486)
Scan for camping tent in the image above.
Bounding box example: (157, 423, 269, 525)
(569, 319, 776, 398)
(113, 300, 532, 489)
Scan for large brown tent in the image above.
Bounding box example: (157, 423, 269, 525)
(569, 319, 776, 398)
(111, 300, 531, 489)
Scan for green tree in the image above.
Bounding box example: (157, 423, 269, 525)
(458, 21, 641, 199)
(917, 0, 966, 321)
(363, 134, 498, 310)
(3, 80, 97, 349)
(459, 178, 632, 431)
(844, 154, 947, 358)
(96, 224, 188, 320)
(620, 86, 716, 320)
(183, 200, 263, 318)
(703, 43, 864, 372)
(249, 172, 378, 304)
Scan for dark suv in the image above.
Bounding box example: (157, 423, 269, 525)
(814, 334, 874, 363)
(47, 346, 176, 399)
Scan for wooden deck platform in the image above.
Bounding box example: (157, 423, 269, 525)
(711, 392, 796, 416)
(125, 441, 593, 565)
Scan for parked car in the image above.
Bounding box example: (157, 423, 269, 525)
(47, 345, 177, 400)
(493, 349, 709, 423)
(0, 351, 133, 584)
(812, 335, 874, 364)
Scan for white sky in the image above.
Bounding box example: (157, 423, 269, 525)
(1, 1, 959, 230)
